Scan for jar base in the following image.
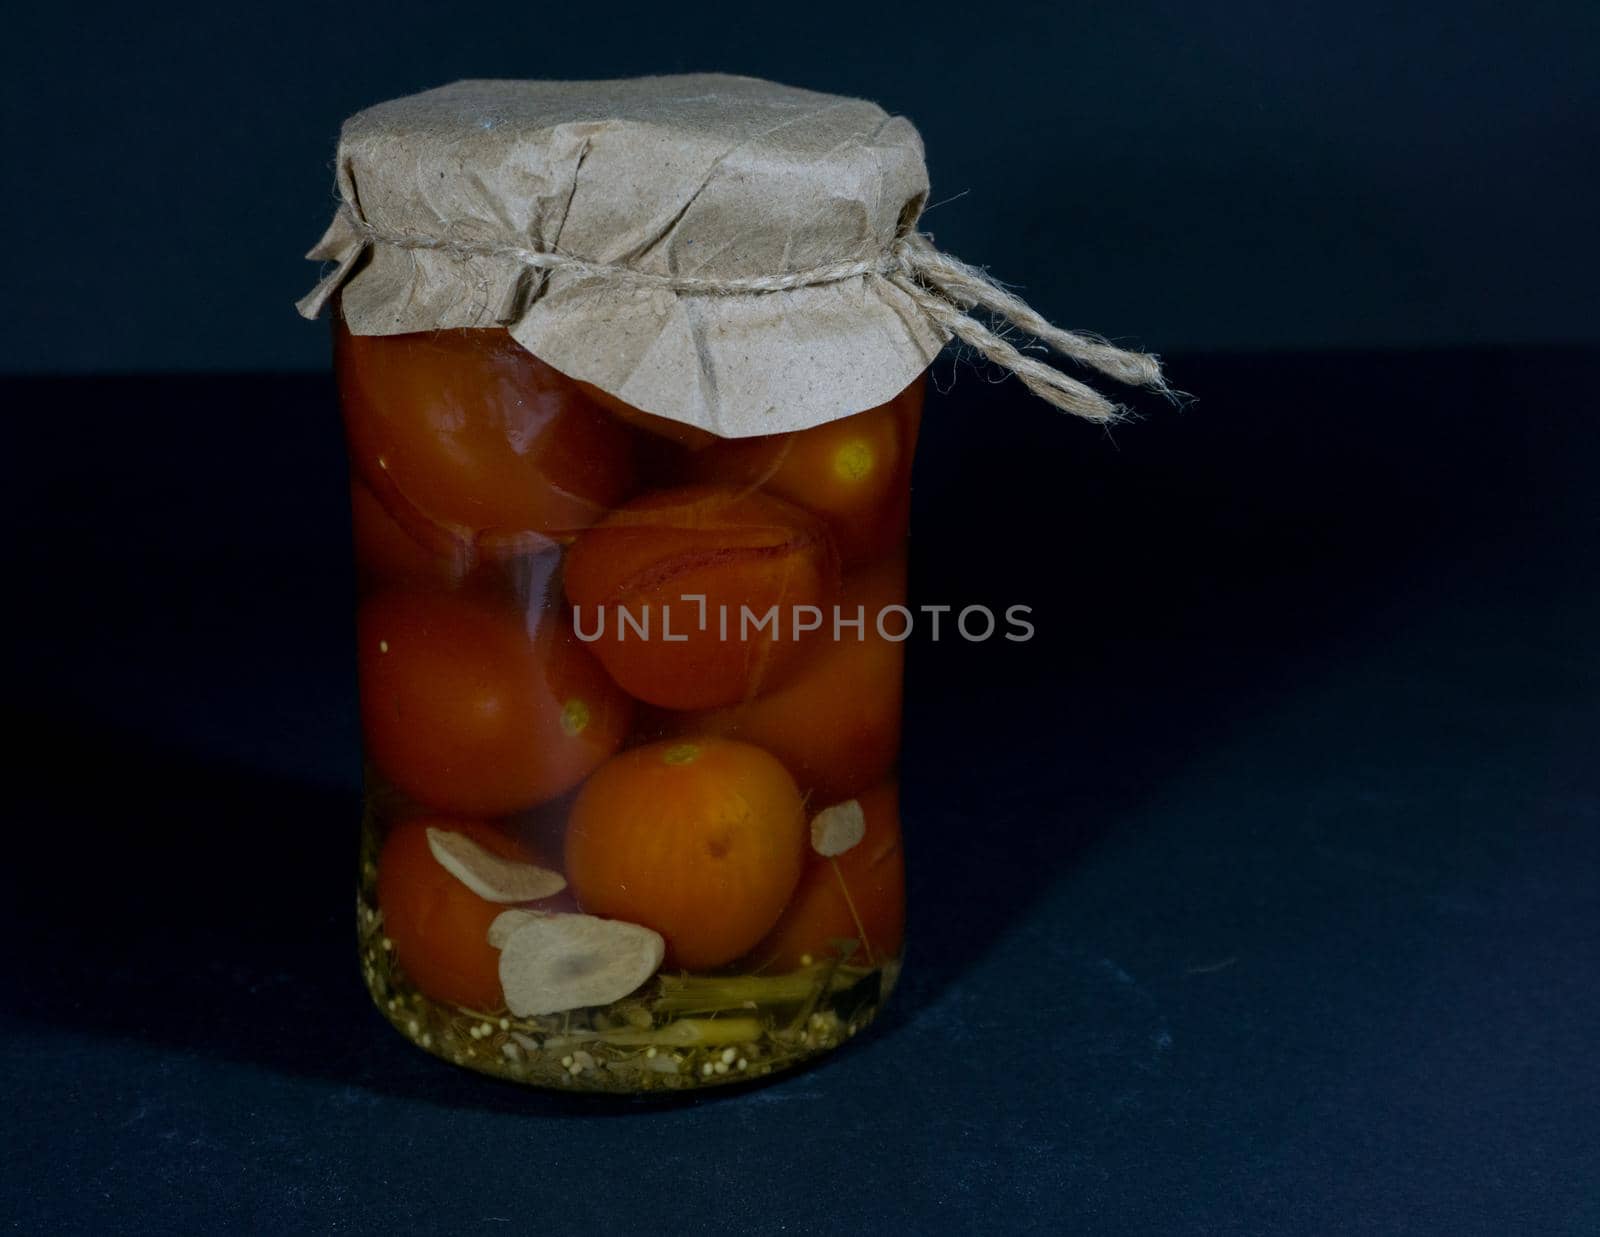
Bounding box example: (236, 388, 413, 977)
(357, 889, 899, 1094)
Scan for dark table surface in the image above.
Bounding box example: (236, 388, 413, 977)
(4, 348, 1597, 1233)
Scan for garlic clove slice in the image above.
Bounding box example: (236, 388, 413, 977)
(499, 913, 666, 1017)
(810, 799, 866, 857)
(487, 908, 544, 949)
(426, 827, 567, 903)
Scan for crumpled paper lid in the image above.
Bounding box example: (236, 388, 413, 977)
(299, 75, 947, 437)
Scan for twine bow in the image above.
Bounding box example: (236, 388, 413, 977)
(331, 207, 1169, 423)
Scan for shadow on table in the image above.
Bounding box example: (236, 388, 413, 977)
(878, 344, 1594, 1034)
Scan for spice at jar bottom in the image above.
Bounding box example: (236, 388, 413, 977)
(303, 74, 1166, 1092)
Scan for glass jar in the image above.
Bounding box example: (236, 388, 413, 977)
(340, 316, 922, 1091)
(307, 74, 1163, 1093)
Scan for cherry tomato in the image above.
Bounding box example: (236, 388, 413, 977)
(350, 479, 473, 591)
(377, 817, 536, 1010)
(336, 323, 637, 550)
(690, 375, 924, 565)
(357, 592, 632, 815)
(562, 485, 839, 710)
(752, 780, 905, 972)
(676, 554, 906, 801)
(566, 738, 806, 969)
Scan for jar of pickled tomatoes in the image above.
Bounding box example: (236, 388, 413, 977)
(301, 76, 1163, 1091)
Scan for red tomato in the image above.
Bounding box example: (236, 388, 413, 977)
(752, 780, 905, 972)
(689, 375, 924, 566)
(357, 592, 632, 815)
(350, 477, 569, 611)
(336, 323, 638, 550)
(376, 818, 533, 1010)
(674, 554, 905, 802)
(349, 479, 473, 591)
(562, 485, 839, 710)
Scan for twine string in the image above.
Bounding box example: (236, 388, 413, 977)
(337, 207, 1168, 423)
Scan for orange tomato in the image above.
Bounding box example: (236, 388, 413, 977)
(565, 739, 806, 969)
(690, 375, 924, 566)
(357, 592, 631, 815)
(562, 485, 839, 710)
(676, 554, 906, 802)
(574, 379, 718, 450)
(336, 323, 637, 549)
(752, 780, 905, 972)
(376, 818, 535, 1010)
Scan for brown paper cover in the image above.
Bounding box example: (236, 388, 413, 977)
(299, 76, 947, 437)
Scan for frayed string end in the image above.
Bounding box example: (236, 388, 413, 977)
(888, 231, 1169, 423)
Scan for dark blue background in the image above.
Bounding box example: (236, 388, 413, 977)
(4, 2, 1599, 1229)
(3, 0, 1599, 373)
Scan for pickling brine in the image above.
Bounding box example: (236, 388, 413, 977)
(343, 321, 919, 1091)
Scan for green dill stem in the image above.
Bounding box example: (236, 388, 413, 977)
(652, 966, 868, 1014)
